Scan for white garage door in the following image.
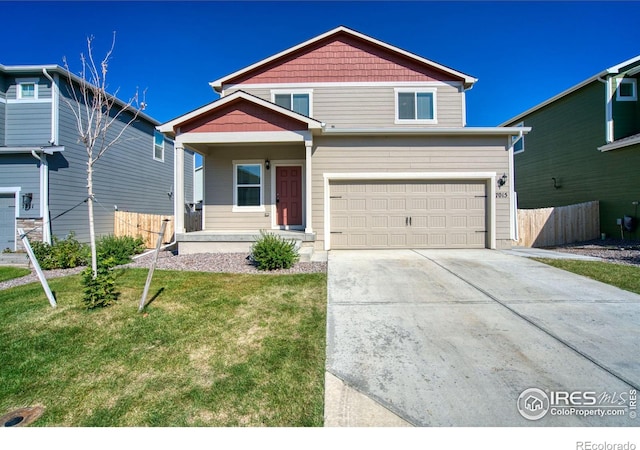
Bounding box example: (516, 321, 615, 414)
(330, 180, 487, 249)
(0, 193, 17, 251)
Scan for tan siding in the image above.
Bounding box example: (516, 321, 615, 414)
(226, 83, 464, 128)
(203, 144, 304, 230)
(311, 135, 511, 247)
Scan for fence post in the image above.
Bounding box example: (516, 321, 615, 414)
(138, 219, 169, 313)
(18, 228, 56, 308)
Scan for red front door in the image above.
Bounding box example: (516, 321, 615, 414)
(276, 166, 302, 226)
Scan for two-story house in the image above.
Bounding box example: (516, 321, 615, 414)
(0, 63, 194, 251)
(502, 55, 640, 240)
(159, 26, 528, 253)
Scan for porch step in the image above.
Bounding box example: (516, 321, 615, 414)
(0, 253, 30, 267)
(176, 230, 317, 255)
(298, 246, 314, 263)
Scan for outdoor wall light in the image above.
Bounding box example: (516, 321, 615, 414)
(22, 193, 33, 211)
(497, 173, 507, 188)
(552, 177, 561, 189)
(265, 159, 270, 170)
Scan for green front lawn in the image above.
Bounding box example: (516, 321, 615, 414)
(0, 266, 31, 283)
(534, 258, 640, 295)
(0, 269, 327, 426)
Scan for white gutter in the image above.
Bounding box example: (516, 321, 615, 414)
(0, 146, 63, 154)
(598, 134, 640, 152)
(321, 126, 531, 136)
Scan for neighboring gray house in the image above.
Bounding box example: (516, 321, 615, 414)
(0, 64, 194, 251)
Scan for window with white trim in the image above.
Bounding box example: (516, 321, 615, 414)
(512, 121, 525, 154)
(272, 90, 312, 116)
(16, 78, 38, 100)
(234, 163, 263, 209)
(395, 89, 437, 123)
(153, 131, 164, 162)
(616, 78, 637, 101)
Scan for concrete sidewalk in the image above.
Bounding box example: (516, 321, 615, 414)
(500, 246, 603, 261)
(325, 249, 640, 427)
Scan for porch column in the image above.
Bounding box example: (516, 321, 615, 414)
(174, 142, 185, 234)
(305, 140, 313, 234)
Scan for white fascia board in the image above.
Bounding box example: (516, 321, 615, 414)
(223, 80, 463, 91)
(324, 171, 496, 180)
(158, 91, 322, 134)
(210, 26, 477, 92)
(0, 146, 64, 155)
(607, 54, 640, 74)
(598, 135, 640, 152)
(321, 127, 531, 136)
(178, 130, 309, 144)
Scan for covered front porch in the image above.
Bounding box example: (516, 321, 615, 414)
(158, 90, 322, 254)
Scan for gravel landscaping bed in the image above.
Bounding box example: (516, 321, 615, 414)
(0, 250, 327, 291)
(545, 239, 640, 267)
(124, 250, 327, 274)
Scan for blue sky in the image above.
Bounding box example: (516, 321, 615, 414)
(1, 1, 639, 127)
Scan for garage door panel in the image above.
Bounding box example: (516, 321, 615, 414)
(330, 181, 487, 249)
(388, 199, 406, 210)
(429, 198, 446, 210)
(371, 216, 388, 228)
(428, 216, 446, 228)
(451, 216, 467, 228)
(349, 199, 366, 210)
(389, 216, 407, 228)
(390, 234, 408, 246)
(370, 198, 388, 210)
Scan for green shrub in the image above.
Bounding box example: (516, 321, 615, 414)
(82, 257, 118, 309)
(97, 235, 146, 265)
(250, 231, 299, 271)
(30, 232, 88, 270)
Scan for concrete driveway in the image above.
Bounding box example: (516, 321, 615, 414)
(325, 249, 640, 426)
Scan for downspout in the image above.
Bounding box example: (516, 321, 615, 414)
(508, 134, 518, 242)
(596, 75, 614, 143)
(40, 67, 59, 244)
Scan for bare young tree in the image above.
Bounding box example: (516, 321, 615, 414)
(62, 32, 145, 277)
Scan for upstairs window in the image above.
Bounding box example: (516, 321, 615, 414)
(272, 90, 312, 116)
(153, 131, 164, 162)
(616, 78, 637, 101)
(17, 78, 38, 100)
(395, 89, 436, 123)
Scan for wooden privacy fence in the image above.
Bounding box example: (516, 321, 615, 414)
(516, 201, 600, 247)
(114, 211, 175, 248)
(185, 210, 202, 232)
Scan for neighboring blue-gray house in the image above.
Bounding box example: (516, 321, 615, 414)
(0, 64, 194, 251)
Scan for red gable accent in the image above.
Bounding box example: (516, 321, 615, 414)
(180, 99, 309, 133)
(225, 33, 462, 86)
